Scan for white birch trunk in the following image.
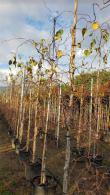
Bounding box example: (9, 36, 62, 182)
(56, 83, 62, 147)
(40, 83, 51, 184)
(32, 80, 40, 163)
(69, 0, 78, 107)
(63, 130, 70, 194)
(26, 88, 32, 152)
(88, 78, 93, 155)
(19, 66, 25, 142)
(19, 102, 25, 143)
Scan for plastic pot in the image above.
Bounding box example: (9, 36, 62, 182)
(90, 155, 103, 166)
(15, 142, 26, 155)
(32, 176, 57, 195)
(24, 161, 41, 181)
(33, 184, 56, 195)
(19, 150, 30, 161)
(104, 134, 110, 143)
(104, 169, 110, 177)
(71, 147, 85, 158)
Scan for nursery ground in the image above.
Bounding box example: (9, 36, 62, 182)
(0, 115, 33, 195)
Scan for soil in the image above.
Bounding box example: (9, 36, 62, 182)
(0, 115, 33, 195)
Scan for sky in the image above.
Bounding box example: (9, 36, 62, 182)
(0, 0, 110, 84)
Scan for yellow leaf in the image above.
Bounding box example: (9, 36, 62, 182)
(33, 41, 38, 47)
(55, 34, 61, 41)
(92, 22, 100, 30)
(56, 50, 63, 58)
(42, 47, 48, 53)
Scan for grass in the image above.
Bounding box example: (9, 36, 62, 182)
(0, 191, 14, 195)
(0, 181, 5, 192)
(0, 181, 14, 194)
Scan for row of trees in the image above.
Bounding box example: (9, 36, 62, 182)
(0, 0, 110, 194)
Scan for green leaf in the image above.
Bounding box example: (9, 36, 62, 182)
(29, 57, 38, 66)
(32, 61, 37, 66)
(90, 39, 96, 49)
(82, 28, 87, 37)
(77, 42, 81, 48)
(103, 54, 107, 64)
(103, 32, 109, 42)
(38, 61, 42, 69)
(17, 63, 22, 68)
(45, 69, 50, 74)
(13, 57, 16, 66)
(95, 47, 100, 53)
(40, 39, 45, 44)
(84, 49, 92, 57)
(55, 29, 64, 40)
(89, 32, 93, 37)
(42, 47, 48, 53)
(33, 41, 38, 47)
(9, 60, 12, 65)
(27, 66, 32, 74)
(40, 39, 45, 47)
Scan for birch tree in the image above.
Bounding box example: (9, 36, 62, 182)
(56, 83, 62, 147)
(88, 78, 93, 156)
(69, 0, 78, 106)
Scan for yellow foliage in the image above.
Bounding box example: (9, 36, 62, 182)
(56, 50, 63, 58)
(92, 22, 100, 30)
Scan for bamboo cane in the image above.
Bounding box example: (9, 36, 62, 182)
(77, 85, 83, 149)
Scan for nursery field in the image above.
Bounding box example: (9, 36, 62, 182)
(1, 103, 110, 195)
(1, 0, 110, 194)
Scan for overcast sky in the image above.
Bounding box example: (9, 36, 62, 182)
(0, 0, 110, 81)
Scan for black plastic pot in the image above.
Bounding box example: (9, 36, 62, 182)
(24, 161, 41, 181)
(104, 134, 110, 143)
(90, 155, 103, 166)
(33, 184, 56, 195)
(32, 176, 57, 195)
(24, 163, 32, 181)
(15, 141, 26, 155)
(104, 169, 110, 177)
(100, 134, 104, 141)
(19, 150, 30, 161)
(71, 147, 85, 158)
(77, 156, 88, 163)
(15, 144, 21, 154)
